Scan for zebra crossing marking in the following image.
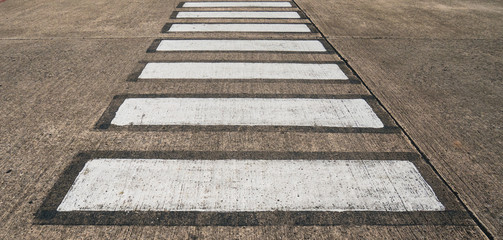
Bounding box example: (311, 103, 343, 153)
(95, 94, 398, 132)
(174, 11, 301, 19)
(164, 23, 313, 32)
(57, 159, 444, 212)
(109, 97, 383, 128)
(34, 0, 457, 227)
(35, 151, 468, 225)
(180, 1, 293, 8)
(154, 39, 327, 52)
(138, 62, 348, 80)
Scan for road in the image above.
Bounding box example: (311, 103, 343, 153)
(0, 0, 501, 238)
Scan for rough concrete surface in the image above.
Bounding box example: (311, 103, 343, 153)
(0, 0, 500, 239)
(297, 0, 502, 237)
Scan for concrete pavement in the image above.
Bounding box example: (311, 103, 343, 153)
(297, 0, 502, 237)
(0, 0, 501, 238)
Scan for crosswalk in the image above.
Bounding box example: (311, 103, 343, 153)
(164, 23, 314, 32)
(138, 62, 348, 80)
(36, 0, 452, 226)
(173, 11, 303, 18)
(154, 39, 328, 52)
(179, 2, 294, 7)
(110, 97, 384, 127)
(57, 159, 444, 212)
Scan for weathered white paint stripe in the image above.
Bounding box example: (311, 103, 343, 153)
(110, 98, 383, 128)
(156, 40, 327, 52)
(176, 11, 300, 18)
(138, 62, 347, 80)
(57, 159, 445, 212)
(182, 1, 293, 7)
(167, 23, 311, 32)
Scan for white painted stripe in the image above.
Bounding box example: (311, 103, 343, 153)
(182, 1, 293, 7)
(138, 62, 347, 80)
(176, 11, 301, 18)
(167, 23, 311, 32)
(156, 40, 327, 52)
(57, 159, 445, 212)
(110, 98, 384, 128)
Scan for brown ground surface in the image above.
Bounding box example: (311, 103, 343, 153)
(1, 0, 501, 238)
(296, 0, 502, 237)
